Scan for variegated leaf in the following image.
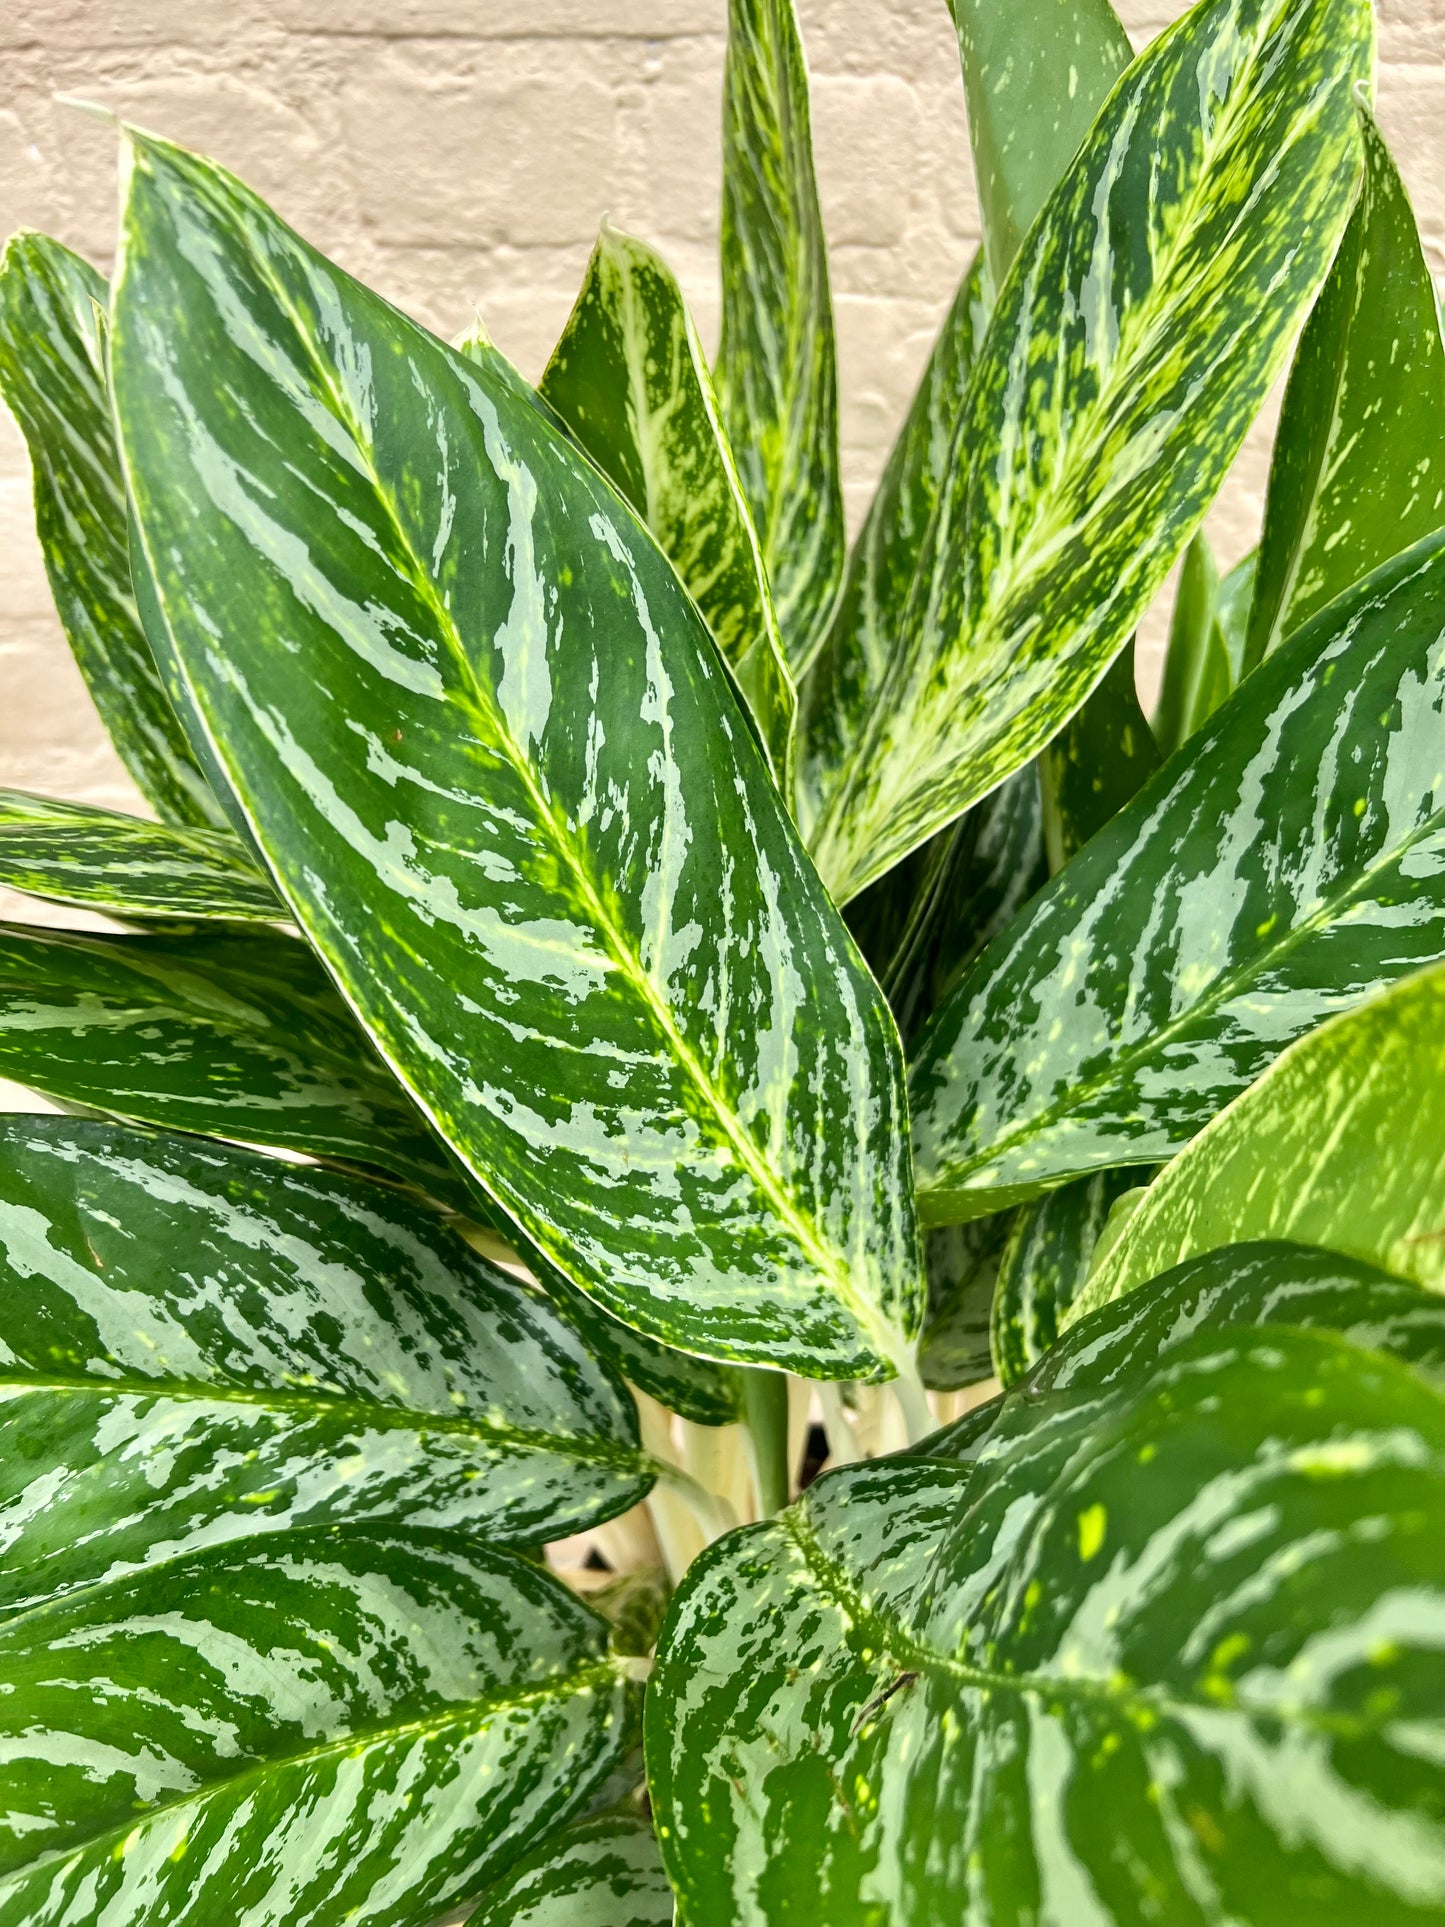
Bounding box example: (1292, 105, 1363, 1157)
(650, 1325, 1445, 1924)
(0, 921, 464, 1205)
(807, 0, 1372, 904)
(918, 1211, 1014, 1392)
(113, 135, 921, 1382)
(716, 0, 844, 672)
(1078, 960, 1445, 1318)
(0, 786, 280, 922)
(540, 226, 794, 784)
(948, 0, 1133, 281)
(0, 1529, 628, 1927)
(0, 1115, 650, 1614)
(1246, 107, 1445, 668)
(911, 532, 1445, 1223)
(0, 233, 222, 828)
(795, 256, 992, 844)
(467, 1812, 673, 1927)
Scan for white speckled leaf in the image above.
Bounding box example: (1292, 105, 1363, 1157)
(808, 0, 1373, 904)
(112, 135, 921, 1382)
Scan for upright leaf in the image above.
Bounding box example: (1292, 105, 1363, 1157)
(540, 227, 794, 783)
(1246, 108, 1445, 669)
(0, 1530, 628, 1927)
(795, 257, 993, 843)
(0, 921, 463, 1204)
(844, 764, 1046, 1050)
(948, 0, 1133, 282)
(0, 233, 221, 828)
(1155, 537, 1257, 758)
(1038, 641, 1160, 868)
(650, 1326, 1445, 1925)
(1079, 961, 1445, 1317)
(0, 1116, 650, 1613)
(911, 533, 1445, 1223)
(113, 136, 921, 1382)
(468, 1812, 673, 1927)
(716, 0, 844, 671)
(807, 0, 1372, 904)
(917, 1211, 1014, 1391)
(0, 786, 280, 922)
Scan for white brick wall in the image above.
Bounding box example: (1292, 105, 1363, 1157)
(1, 0, 1441, 811)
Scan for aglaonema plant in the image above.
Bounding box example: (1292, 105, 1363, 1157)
(0, 0, 1442, 1917)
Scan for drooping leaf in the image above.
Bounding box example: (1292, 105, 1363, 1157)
(0, 786, 280, 922)
(468, 1812, 673, 1927)
(948, 0, 1133, 282)
(911, 531, 1445, 1223)
(649, 1324, 1445, 1924)
(1078, 960, 1445, 1318)
(990, 1164, 1145, 1387)
(113, 135, 921, 1382)
(806, 0, 1372, 904)
(1038, 640, 1160, 869)
(0, 1528, 628, 1927)
(795, 256, 993, 844)
(0, 921, 464, 1204)
(917, 1211, 1014, 1392)
(0, 1116, 650, 1614)
(1246, 108, 1445, 670)
(844, 765, 1046, 1051)
(715, 0, 844, 671)
(540, 227, 794, 783)
(0, 232, 221, 829)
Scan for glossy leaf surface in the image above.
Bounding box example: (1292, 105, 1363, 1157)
(0, 233, 220, 829)
(1079, 960, 1445, 1316)
(991, 1165, 1144, 1387)
(0, 786, 280, 922)
(795, 256, 992, 844)
(0, 1529, 627, 1927)
(1038, 641, 1160, 869)
(948, 0, 1132, 281)
(650, 1325, 1445, 1924)
(113, 136, 921, 1381)
(1246, 109, 1445, 669)
(1153, 533, 1224, 759)
(716, 0, 844, 671)
(540, 227, 794, 781)
(0, 921, 461, 1202)
(0, 1117, 649, 1614)
(912, 532, 1445, 1222)
(807, 0, 1372, 904)
(469, 1812, 672, 1927)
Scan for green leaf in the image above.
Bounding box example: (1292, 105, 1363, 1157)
(468, 1812, 673, 1927)
(112, 135, 921, 1383)
(1246, 108, 1445, 671)
(1154, 539, 1257, 759)
(716, 0, 844, 672)
(0, 1528, 628, 1927)
(0, 1115, 649, 1613)
(806, 0, 1372, 904)
(911, 531, 1445, 1223)
(917, 1212, 1014, 1392)
(1078, 960, 1445, 1319)
(795, 255, 993, 845)
(539, 227, 795, 784)
(0, 233, 222, 830)
(948, 0, 1133, 282)
(990, 1165, 1145, 1388)
(844, 765, 1045, 1051)
(1038, 640, 1160, 869)
(0, 921, 464, 1204)
(0, 786, 281, 922)
(649, 1325, 1445, 1924)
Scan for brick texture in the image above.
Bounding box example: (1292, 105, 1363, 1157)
(0, 0, 1441, 814)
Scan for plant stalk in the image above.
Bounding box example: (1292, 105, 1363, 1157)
(739, 1367, 792, 1517)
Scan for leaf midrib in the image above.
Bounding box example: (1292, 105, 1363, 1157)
(235, 229, 892, 1362)
(0, 1372, 646, 1473)
(0, 1656, 618, 1893)
(923, 780, 1445, 1197)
